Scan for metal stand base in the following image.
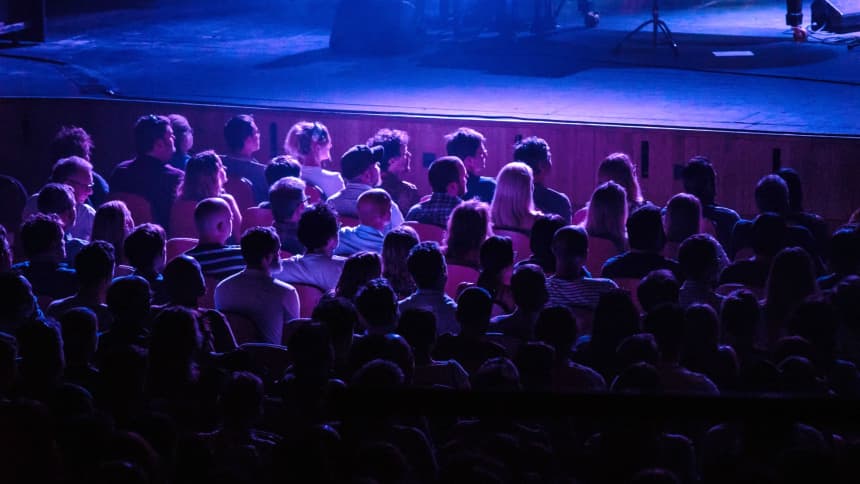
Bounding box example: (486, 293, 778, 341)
(613, 6, 679, 56)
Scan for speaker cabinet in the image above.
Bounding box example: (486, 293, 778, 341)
(812, 0, 860, 32)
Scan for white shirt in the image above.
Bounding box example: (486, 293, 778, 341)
(302, 166, 345, 200)
(276, 253, 345, 292)
(215, 268, 299, 345)
(23, 194, 95, 241)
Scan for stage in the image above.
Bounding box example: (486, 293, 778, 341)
(1, 0, 858, 222)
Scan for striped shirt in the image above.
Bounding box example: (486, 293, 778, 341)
(546, 276, 618, 310)
(185, 243, 245, 281)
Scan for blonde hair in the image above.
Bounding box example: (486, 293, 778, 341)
(598, 152, 643, 206)
(180, 150, 223, 201)
(584, 181, 628, 250)
(284, 121, 331, 164)
(444, 200, 492, 266)
(491, 162, 540, 231)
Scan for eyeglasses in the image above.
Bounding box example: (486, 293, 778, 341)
(67, 179, 94, 190)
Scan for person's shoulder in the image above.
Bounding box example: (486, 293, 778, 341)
(479, 175, 496, 185)
(587, 277, 618, 289)
(709, 204, 740, 219)
(273, 278, 297, 293)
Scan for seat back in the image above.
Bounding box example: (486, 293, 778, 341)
(485, 332, 520, 358)
(224, 176, 255, 211)
(239, 342, 291, 385)
(445, 264, 480, 298)
(493, 229, 532, 263)
(585, 236, 622, 276)
(572, 207, 587, 225)
(109, 192, 153, 224)
(242, 206, 274, 233)
(222, 311, 259, 345)
(614, 277, 642, 311)
(403, 221, 445, 243)
(292, 283, 325, 318)
(305, 184, 324, 204)
(166, 237, 198, 262)
(717, 283, 764, 299)
(168, 199, 198, 238)
(734, 247, 755, 262)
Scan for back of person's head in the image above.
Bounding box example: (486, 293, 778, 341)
(50, 155, 93, 185)
(351, 358, 405, 389)
(382, 225, 419, 294)
(534, 305, 578, 357)
(828, 226, 860, 275)
(591, 289, 640, 351)
(681, 156, 716, 205)
(297, 203, 338, 252)
(288, 321, 334, 373)
(162, 255, 206, 305)
(37, 183, 76, 218)
(0, 273, 37, 325)
(355, 278, 398, 331)
(348, 332, 414, 385)
(456, 286, 493, 334)
(776, 167, 804, 212)
(551, 225, 588, 263)
(75, 240, 115, 288)
(598, 152, 643, 205)
(471, 357, 520, 391)
(181, 151, 223, 200)
(616, 333, 659, 369)
(92, 201, 133, 260)
(514, 342, 555, 391)
(240, 226, 280, 266)
(528, 213, 566, 273)
(513, 136, 551, 175)
(637, 269, 679, 313)
(311, 295, 359, 350)
(765, 247, 817, 321)
(340, 144, 383, 181)
(428, 156, 463, 193)
(445, 127, 485, 161)
(665, 193, 701, 243)
(479, 235, 514, 278)
(407, 241, 446, 290)
(284, 121, 330, 159)
(223, 114, 256, 152)
(778, 356, 826, 395)
(50, 125, 94, 161)
(20, 213, 64, 260)
(444, 200, 491, 261)
(265, 155, 302, 187)
(677, 234, 721, 282)
(168, 113, 192, 146)
(627, 204, 666, 252)
(193, 197, 232, 242)
(585, 181, 628, 244)
(510, 264, 548, 312)
(219, 371, 263, 427)
(397, 308, 437, 352)
(721, 289, 761, 347)
(683, 304, 720, 353)
(335, 251, 382, 300)
(751, 212, 787, 257)
(123, 223, 166, 272)
(269, 176, 306, 223)
(107, 276, 151, 323)
(134, 114, 170, 155)
(755, 174, 790, 214)
(356, 189, 391, 226)
(16, 319, 64, 386)
(491, 162, 536, 228)
(59, 307, 98, 365)
(367, 128, 409, 172)
(611, 362, 661, 393)
(643, 303, 685, 362)
(148, 307, 201, 379)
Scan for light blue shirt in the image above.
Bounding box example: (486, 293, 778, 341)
(334, 224, 385, 257)
(399, 289, 459, 335)
(327, 182, 404, 232)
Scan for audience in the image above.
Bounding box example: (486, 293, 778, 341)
(47, 240, 115, 330)
(583, 180, 628, 253)
(269, 176, 308, 255)
(35, 183, 87, 262)
(285, 120, 344, 198)
(534, 305, 607, 392)
(435, 287, 507, 374)
(334, 251, 382, 301)
(637, 269, 680, 314)
(185, 198, 245, 281)
(398, 308, 470, 389)
(328, 144, 403, 230)
(123, 223, 168, 305)
(12, 213, 77, 300)
(819, 226, 860, 290)
(681, 156, 739, 248)
(514, 135, 572, 223)
(49, 125, 109, 205)
(24, 156, 97, 240)
(109, 114, 184, 231)
(405, 156, 467, 227)
(399, 242, 458, 335)
(91, 200, 134, 265)
(442, 200, 491, 269)
(491, 162, 542, 234)
(382, 225, 419, 299)
(278, 203, 345, 292)
(546, 225, 618, 310)
(777, 167, 830, 254)
(264, 155, 302, 189)
(178, 151, 242, 241)
(221, 114, 268, 204)
(763, 246, 819, 347)
(215, 226, 299, 345)
(677, 234, 724, 312)
(167, 113, 194, 170)
(368, 128, 418, 214)
(492, 263, 548, 341)
(446, 127, 494, 202)
(518, 213, 566, 274)
(475, 235, 516, 314)
(719, 212, 786, 290)
(602, 204, 682, 281)
(662, 192, 701, 261)
(335, 188, 392, 256)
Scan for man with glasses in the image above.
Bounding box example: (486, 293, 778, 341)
(22, 156, 97, 240)
(269, 176, 310, 255)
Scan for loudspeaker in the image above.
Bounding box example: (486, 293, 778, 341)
(811, 0, 860, 32)
(330, 0, 421, 55)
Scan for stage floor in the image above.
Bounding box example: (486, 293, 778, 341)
(2, 0, 859, 136)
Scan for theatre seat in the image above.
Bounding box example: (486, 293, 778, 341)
(242, 206, 274, 232)
(109, 192, 153, 225)
(493, 228, 532, 263)
(403, 221, 445, 243)
(168, 199, 198, 238)
(166, 237, 198, 262)
(585, 236, 622, 276)
(224, 177, 255, 211)
(291, 283, 325, 318)
(445, 264, 480, 298)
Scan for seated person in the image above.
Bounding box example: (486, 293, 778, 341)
(399, 242, 458, 335)
(97, 275, 153, 360)
(221, 114, 268, 204)
(23, 156, 97, 240)
(602, 204, 682, 281)
(335, 189, 392, 256)
(405, 156, 467, 228)
(818, 226, 860, 290)
(12, 214, 78, 300)
(354, 278, 399, 335)
(720, 213, 786, 289)
(663, 192, 701, 261)
(264, 156, 302, 193)
(491, 162, 543, 234)
(269, 177, 308, 255)
(547, 225, 617, 310)
(36, 183, 87, 263)
(58, 308, 100, 394)
(514, 136, 572, 223)
(185, 198, 245, 281)
(327, 144, 403, 231)
(442, 200, 491, 269)
(47, 241, 115, 331)
(167, 113, 193, 170)
(492, 263, 549, 341)
(123, 223, 168, 305)
(215, 227, 299, 345)
(445, 127, 495, 202)
(637, 269, 680, 315)
(370, 128, 419, 216)
(49, 125, 109, 207)
(677, 234, 724, 312)
(284, 121, 344, 198)
(576, 152, 648, 223)
(777, 167, 829, 256)
(681, 156, 740, 248)
(278, 203, 345, 292)
(533, 305, 607, 392)
(398, 308, 470, 390)
(645, 304, 719, 395)
(434, 287, 507, 374)
(517, 213, 567, 275)
(177, 151, 242, 241)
